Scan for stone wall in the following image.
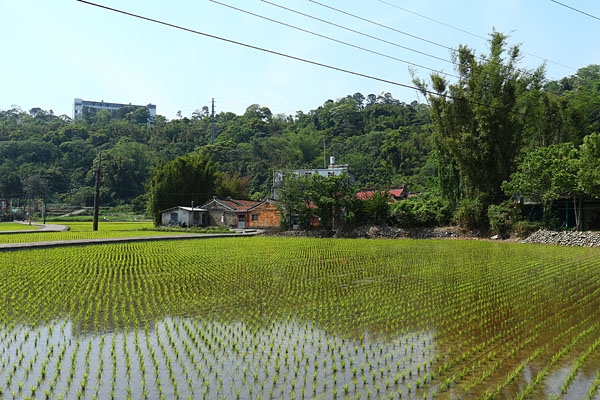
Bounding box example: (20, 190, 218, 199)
(522, 230, 600, 247)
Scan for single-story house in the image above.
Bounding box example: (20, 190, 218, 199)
(356, 185, 408, 202)
(159, 206, 207, 227)
(200, 197, 280, 229)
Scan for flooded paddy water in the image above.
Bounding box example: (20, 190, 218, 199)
(0, 237, 599, 399)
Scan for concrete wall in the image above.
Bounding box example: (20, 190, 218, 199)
(161, 209, 188, 226)
(204, 203, 238, 227)
(160, 209, 206, 227)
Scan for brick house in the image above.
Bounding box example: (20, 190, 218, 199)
(200, 197, 280, 229)
(246, 199, 281, 229)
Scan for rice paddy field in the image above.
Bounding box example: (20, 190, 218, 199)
(0, 223, 39, 231)
(0, 222, 191, 244)
(0, 237, 599, 400)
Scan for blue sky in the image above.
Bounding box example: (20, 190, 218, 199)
(1, 0, 598, 119)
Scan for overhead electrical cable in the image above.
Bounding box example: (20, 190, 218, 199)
(209, 0, 458, 79)
(74, 0, 516, 112)
(259, 0, 458, 67)
(549, 0, 600, 22)
(308, 0, 457, 53)
(374, 0, 576, 70)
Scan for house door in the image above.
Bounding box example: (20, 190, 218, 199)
(237, 215, 246, 229)
(170, 213, 178, 223)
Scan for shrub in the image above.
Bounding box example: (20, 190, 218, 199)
(391, 193, 451, 227)
(454, 196, 487, 230)
(351, 190, 390, 226)
(513, 220, 541, 238)
(487, 201, 520, 238)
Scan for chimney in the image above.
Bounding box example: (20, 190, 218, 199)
(329, 156, 335, 166)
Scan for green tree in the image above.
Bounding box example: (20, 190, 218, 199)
(502, 143, 579, 226)
(286, 128, 323, 166)
(276, 173, 314, 229)
(307, 173, 355, 230)
(101, 141, 154, 202)
(414, 31, 542, 226)
(215, 172, 251, 199)
(578, 132, 600, 198)
(146, 152, 218, 225)
(352, 190, 390, 226)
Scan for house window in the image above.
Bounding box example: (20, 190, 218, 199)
(252, 214, 258, 221)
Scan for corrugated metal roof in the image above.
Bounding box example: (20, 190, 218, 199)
(159, 206, 206, 213)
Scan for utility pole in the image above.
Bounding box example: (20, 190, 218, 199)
(42, 190, 46, 225)
(92, 152, 102, 232)
(323, 140, 326, 168)
(211, 98, 215, 144)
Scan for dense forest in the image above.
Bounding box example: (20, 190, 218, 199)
(0, 35, 598, 228)
(0, 92, 434, 206)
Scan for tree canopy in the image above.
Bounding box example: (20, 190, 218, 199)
(146, 152, 218, 225)
(414, 32, 542, 211)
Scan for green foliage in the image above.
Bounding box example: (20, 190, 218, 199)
(215, 172, 251, 199)
(578, 132, 600, 198)
(146, 152, 218, 225)
(454, 196, 487, 230)
(351, 190, 390, 226)
(100, 140, 154, 202)
(277, 173, 356, 230)
(276, 173, 314, 228)
(390, 192, 451, 227)
(503, 143, 578, 203)
(487, 201, 520, 238)
(308, 173, 356, 230)
(1, 59, 598, 232)
(415, 31, 543, 225)
(503, 143, 579, 224)
(512, 220, 542, 239)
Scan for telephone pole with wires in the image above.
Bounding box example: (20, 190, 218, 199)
(211, 98, 215, 144)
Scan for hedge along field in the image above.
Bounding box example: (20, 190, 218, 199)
(0, 238, 599, 400)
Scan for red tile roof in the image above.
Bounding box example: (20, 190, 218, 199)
(219, 199, 261, 211)
(356, 187, 406, 201)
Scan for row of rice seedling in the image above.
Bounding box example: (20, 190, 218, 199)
(64, 222, 155, 232)
(0, 238, 598, 399)
(0, 223, 38, 231)
(0, 229, 193, 244)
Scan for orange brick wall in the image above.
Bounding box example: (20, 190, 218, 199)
(248, 202, 280, 228)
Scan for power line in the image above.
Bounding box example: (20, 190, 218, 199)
(74, 0, 515, 112)
(309, 0, 461, 55)
(209, 0, 458, 79)
(374, 0, 577, 71)
(375, 0, 488, 40)
(260, 0, 458, 68)
(549, 0, 600, 22)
